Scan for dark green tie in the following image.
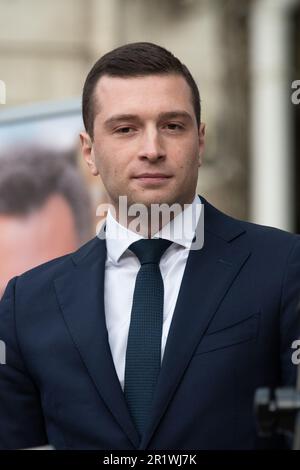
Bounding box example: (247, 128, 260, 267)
(124, 238, 173, 436)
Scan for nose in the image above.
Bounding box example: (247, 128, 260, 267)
(137, 127, 166, 162)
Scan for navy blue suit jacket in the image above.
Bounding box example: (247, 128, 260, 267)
(0, 196, 300, 450)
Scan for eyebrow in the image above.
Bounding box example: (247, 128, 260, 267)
(104, 110, 193, 128)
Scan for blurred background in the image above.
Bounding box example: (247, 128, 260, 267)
(0, 0, 299, 293)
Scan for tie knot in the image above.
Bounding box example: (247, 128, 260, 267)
(129, 238, 173, 265)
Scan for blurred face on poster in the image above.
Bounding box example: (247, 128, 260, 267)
(0, 194, 78, 298)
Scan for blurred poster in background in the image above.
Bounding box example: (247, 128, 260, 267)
(0, 99, 107, 297)
(0, 98, 82, 153)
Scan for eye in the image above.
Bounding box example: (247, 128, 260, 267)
(164, 123, 184, 131)
(115, 126, 135, 134)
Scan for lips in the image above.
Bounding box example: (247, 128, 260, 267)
(133, 173, 172, 178)
(133, 173, 172, 186)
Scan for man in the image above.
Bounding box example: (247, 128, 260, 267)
(0, 148, 92, 297)
(0, 42, 299, 450)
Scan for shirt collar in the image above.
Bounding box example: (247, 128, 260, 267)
(105, 194, 202, 264)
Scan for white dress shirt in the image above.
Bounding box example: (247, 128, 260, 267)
(104, 194, 202, 390)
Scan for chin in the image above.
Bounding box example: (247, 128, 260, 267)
(134, 193, 175, 207)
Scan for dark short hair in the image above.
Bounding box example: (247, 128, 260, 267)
(82, 42, 201, 139)
(0, 147, 92, 244)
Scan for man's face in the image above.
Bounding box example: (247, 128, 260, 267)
(81, 74, 205, 211)
(0, 194, 78, 298)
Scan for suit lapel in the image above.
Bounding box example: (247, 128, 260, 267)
(54, 235, 140, 448)
(140, 198, 251, 449)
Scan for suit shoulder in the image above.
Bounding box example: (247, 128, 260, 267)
(239, 218, 300, 249)
(230, 216, 300, 264)
(202, 196, 300, 254)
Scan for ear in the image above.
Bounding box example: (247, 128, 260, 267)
(198, 123, 206, 167)
(80, 131, 99, 176)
